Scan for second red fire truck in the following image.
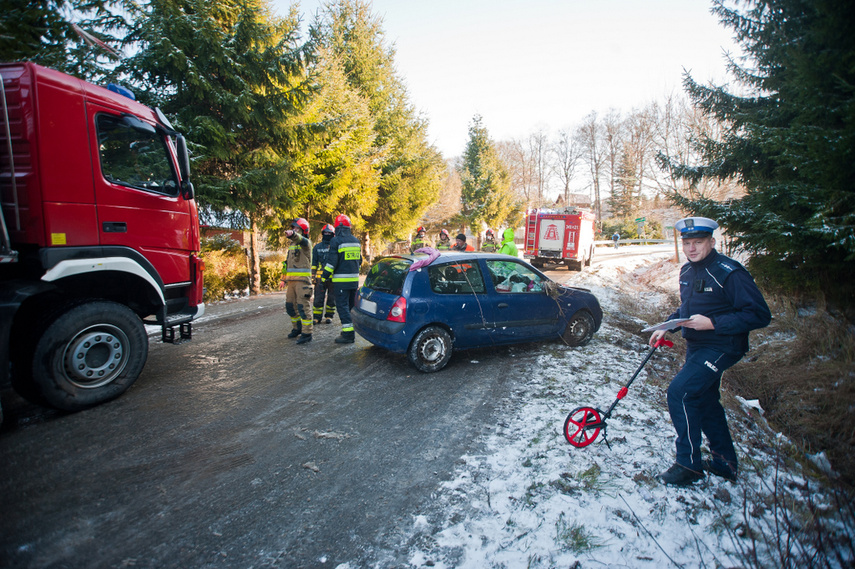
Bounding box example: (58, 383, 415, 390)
(523, 208, 596, 270)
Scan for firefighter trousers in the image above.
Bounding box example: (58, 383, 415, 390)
(335, 287, 357, 333)
(285, 280, 313, 334)
(313, 279, 336, 322)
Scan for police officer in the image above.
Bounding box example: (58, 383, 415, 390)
(283, 218, 314, 345)
(650, 216, 771, 485)
(322, 214, 362, 344)
(312, 223, 336, 324)
(481, 229, 498, 253)
(435, 229, 452, 250)
(410, 226, 430, 253)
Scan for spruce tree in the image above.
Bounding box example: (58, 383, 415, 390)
(312, 0, 443, 244)
(668, 0, 855, 305)
(459, 115, 519, 231)
(125, 0, 315, 294)
(0, 0, 133, 81)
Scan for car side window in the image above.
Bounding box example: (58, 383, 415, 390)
(486, 260, 545, 293)
(97, 114, 179, 196)
(428, 262, 485, 294)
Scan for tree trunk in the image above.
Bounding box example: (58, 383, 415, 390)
(248, 218, 261, 295)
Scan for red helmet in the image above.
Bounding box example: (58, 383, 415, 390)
(440, 229, 449, 238)
(292, 218, 309, 233)
(416, 226, 426, 234)
(486, 229, 494, 236)
(335, 214, 351, 228)
(322, 223, 335, 235)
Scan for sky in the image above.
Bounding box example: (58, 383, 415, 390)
(275, 0, 742, 158)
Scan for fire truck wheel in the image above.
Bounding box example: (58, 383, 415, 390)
(408, 325, 453, 373)
(562, 311, 595, 347)
(28, 301, 149, 411)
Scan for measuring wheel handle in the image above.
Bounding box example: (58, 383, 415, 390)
(563, 406, 604, 448)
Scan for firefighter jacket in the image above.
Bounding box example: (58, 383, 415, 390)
(322, 225, 362, 290)
(283, 233, 312, 283)
(312, 235, 333, 279)
(481, 239, 497, 253)
(666, 249, 771, 356)
(435, 239, 451, 250)
(410, 236, 430, 253)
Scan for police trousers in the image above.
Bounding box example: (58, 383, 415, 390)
(666, 347, 742, 472)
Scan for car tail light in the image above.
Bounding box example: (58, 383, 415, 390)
(387, 296, 407, 322)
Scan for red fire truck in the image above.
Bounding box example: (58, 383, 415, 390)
(0, 62, 204, 415)
(524, 208, 596, 270)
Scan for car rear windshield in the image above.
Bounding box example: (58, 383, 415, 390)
(363, 257, 412, 295)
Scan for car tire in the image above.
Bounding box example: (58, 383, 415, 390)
(562, 310, 595, 347)
(408, 325, 453, 373)
(24, 301, 149, 411)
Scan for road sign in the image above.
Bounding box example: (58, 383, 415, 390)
(635, 217, 646, 223)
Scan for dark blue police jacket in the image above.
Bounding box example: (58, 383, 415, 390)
(667, 249, 771, 356)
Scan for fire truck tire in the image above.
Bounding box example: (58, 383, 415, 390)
(562, 311, 595, 347)
(585, 246, 594, 266)
(26, 301, 148, 411)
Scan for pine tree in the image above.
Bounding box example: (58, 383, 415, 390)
(124, 0, 315, 294)
(459, 115, 519, 230)
(312, 0, 443, 246)
(669, 0, 855, 305)
(0, 0, 132, 81)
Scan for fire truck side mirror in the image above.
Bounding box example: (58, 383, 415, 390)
(176, 134, 194, 200)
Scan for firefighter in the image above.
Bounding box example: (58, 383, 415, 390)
(435, 229, 452, 250)
(410, 226, 430, 253)
(312, 223, 336, 324)
(481, 229, 498, 253)
(321, 214, 362, 344)
(451, 233, 474, 252)
(283, 218, 314, 344)
(498, 228, 518, 256)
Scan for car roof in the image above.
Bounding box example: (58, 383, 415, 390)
(377, 252, 523, 263)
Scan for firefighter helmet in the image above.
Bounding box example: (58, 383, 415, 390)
(486, 229, 494, 237)
(334, 214, 351, 228)
(416, 226, 426, 234)
(292, 218, 309, 233)
(439, 228, 450, 238)
(322, 223, 335, 235)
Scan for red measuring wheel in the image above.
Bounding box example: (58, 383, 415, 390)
(563, 406, 603, 448)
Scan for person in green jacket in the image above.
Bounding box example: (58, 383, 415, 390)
(498, 228, 518, 257)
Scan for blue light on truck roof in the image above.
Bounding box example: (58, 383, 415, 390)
(107, 83, 135, 101)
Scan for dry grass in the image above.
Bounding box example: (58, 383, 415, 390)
(726, 294, 855, 486)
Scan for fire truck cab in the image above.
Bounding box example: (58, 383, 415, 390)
(1, 62, 204, 415)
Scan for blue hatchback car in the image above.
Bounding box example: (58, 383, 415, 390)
(352, 251, 603, 372)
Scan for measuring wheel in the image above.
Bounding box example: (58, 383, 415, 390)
(563, 406, 603, 448)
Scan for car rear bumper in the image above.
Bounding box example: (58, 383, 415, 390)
(352, 310, 408, 353)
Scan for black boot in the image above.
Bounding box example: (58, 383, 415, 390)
(287, 324, 301, 339)
(296, 333, 312, 345)
(335, 330, 355, 344)
(702, 459, 737, 481)
(657, 463, 703, 486)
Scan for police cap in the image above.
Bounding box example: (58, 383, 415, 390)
(675, 216, 718, 238)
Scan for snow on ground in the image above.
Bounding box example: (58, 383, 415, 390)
(381, 248, 853, 569)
